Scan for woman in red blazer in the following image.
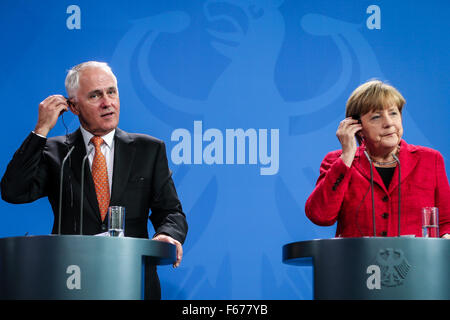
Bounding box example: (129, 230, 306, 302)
(305, 80, 450, 238)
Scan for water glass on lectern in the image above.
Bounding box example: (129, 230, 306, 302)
(108, 206, 125, 237)
(422, 207, 439, 238)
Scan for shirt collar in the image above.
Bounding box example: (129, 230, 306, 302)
(79, 126, 115, 150)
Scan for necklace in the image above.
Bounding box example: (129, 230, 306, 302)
(372, 159, 397, 166)
(366, 145, 400, 166)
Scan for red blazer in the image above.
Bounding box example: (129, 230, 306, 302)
(305, 140, 450, 237)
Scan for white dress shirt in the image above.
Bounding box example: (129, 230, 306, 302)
(79, 126, 115, 194)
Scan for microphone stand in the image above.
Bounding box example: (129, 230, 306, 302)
(364, 151, 376, 237)
(392, 154, 401, 237)
(58, 145, 75, 235)
(80, 147, 94, 235)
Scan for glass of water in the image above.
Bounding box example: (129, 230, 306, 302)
(108, 206, 125, 237)
(422, 207, 439, 238)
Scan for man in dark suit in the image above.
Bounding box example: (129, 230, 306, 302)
(0, 61, 188, 299)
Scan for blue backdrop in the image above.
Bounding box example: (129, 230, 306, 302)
(0, 0, 448, 299)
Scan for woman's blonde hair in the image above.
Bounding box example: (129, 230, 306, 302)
(345, 80, 406, 119)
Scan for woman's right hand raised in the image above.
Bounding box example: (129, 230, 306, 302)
(336, 117, 362, 167)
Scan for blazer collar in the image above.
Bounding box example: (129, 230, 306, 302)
(353, 140, 420, 193)
(79, 126, 116, 151)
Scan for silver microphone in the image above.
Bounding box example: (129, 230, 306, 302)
(58, 145, 75, 235)
(392, 153, 401, 237)
(79, 146, 94, 235)
(363, 150, 376, 237)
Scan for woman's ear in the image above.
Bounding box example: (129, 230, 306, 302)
(356, 131, 365, 145)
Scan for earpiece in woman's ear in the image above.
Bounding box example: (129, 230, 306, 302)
(357, 131, 364, 140)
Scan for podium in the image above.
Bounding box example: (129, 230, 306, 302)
(0, 235, 176, 299)
(282, 238, 450, 300)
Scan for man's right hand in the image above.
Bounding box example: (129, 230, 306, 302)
(34, 95, 69, 137)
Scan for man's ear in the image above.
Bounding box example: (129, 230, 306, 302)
(68, 100, 79, 116)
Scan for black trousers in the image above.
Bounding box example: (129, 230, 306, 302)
(144, 262, 161, 300)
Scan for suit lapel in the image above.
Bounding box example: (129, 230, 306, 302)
(110, 128, 136, 205)
(388, 140, 419, 193)
(67, 127, 137, 221)
(353, 140, 419, 194)
(67, 129, 102, 223)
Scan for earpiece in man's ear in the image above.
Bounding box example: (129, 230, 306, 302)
(66, 97, 74, 108)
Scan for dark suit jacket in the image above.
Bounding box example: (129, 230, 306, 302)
(1, 128, 188, 299)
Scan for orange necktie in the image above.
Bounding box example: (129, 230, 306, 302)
(90, 136, 110, 221)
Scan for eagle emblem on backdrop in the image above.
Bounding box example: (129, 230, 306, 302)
(110, 0, 426, 299)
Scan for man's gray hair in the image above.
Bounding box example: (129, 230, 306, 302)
(65, 61, 117, 100)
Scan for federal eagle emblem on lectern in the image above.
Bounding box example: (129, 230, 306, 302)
(375, 248, 411, 287)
